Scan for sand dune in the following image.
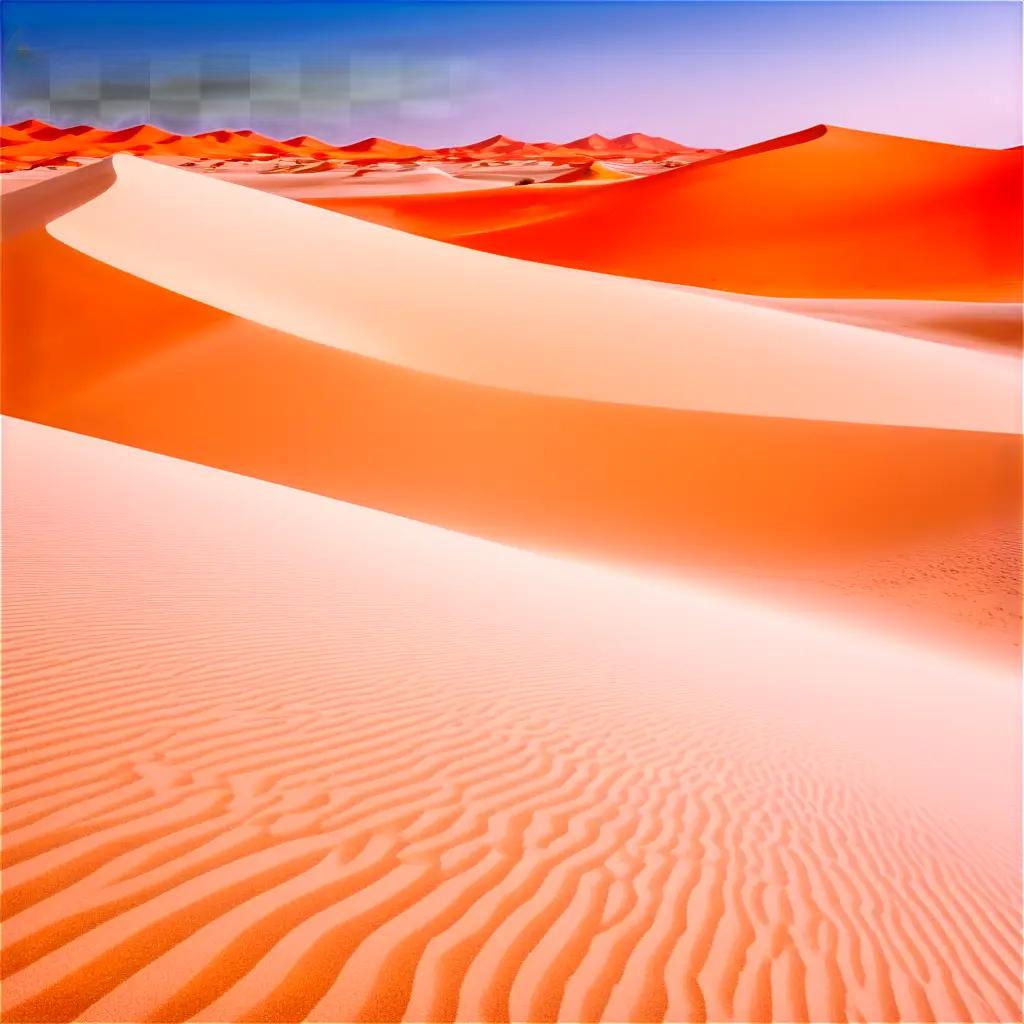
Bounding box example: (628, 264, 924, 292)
(1, 120, 707, 170)
(546, 160, 635, 183)
(434, 132, 717, 163)
(1, 157, 116, 238)
(286, 160, 343, 175)
(710, 294, 1023, 353)
(304, 177, 598, 235)
(334, 136, 428, 160)
(2, 159, 1020, 661)
(324, 124, 1023, 300)
(13, 154, 1018, 431)
(209, 163, 504, 198)
(2, 416, 1020, 1023)
(3, 111, 1021, 1024)
(193, 129, 287, 156)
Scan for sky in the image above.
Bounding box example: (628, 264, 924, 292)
(2, 1, 1021, 148)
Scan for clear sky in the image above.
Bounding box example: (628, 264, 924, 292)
(2, 1, 1020, 148)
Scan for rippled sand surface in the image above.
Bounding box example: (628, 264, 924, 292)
(2, 419, 1020, 1023)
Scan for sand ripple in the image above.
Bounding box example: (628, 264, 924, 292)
(2, 418, 1020, 1022)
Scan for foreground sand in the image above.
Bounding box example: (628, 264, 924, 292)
(2, 417, 1020, 1023)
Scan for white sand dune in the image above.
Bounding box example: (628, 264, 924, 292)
(2, 417, 1020, 1023)
(23, 154, 1019, 432)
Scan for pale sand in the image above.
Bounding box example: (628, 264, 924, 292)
(2, 416, 1020, 1023)
(701, 294, 1023, 354)
(1, 157, 577, 199)
(3, 155, 1020, 661)
(207, 164, 515, 198)
(16, 156, 1020, 432)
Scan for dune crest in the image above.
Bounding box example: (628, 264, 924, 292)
(22, 155, 1019, 432)
(3, 161, 1020, 660)
(1, 119, 716, 168)
(325, 124, 1023, 301)
(547, 160, 635, 183)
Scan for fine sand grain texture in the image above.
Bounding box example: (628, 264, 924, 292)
(2, 417, 1021, 1023)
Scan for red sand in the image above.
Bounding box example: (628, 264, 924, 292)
(321, 125, 1023, 300)
(1, 120, 709, 168)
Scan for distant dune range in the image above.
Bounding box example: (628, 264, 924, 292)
(2, 156, 1020, 661)
(0, 120, 720, 171)
(2, 417, 1020, 1023)
(311, 125, 1023, 301)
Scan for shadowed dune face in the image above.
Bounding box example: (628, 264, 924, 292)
(545, 160, 635, 183)
(0, 159, 116, 240)
(2, 417, 1021, 1024)
(319, 125, 1023, 300)
(2, 194, 1020, 660)
(305, 178, 606, 237)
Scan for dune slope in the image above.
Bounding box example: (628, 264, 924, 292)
(303, 179, 604, 238)
(324, 125, 1023, 300)
(2, 417, 1020, 1023)
(2, 158, 1020, 660)
(13, 155, 1019, 431)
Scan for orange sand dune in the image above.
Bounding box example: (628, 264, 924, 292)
(0, 120, 713, 170)
(547, 160, 635, 183)
(13, 156, 1018, 430)
(335, 136, 428, 160)
(2, 159, 1020, 661)
(305, 176, 603, 234)
(286, 159, 341, 175)
(2, 125, 239, 163)
(324, 124, 1023, 300)
(441, 134, 561, 160)
(193, 129, 288, 156)
(237, 162, 502, 198)
(612, 131, 714, 154)
(2, 416, 1020, 1023)
(282, 133, 333, 148)
(557, 132, 722, 161)
(93, 124, 181, 151)
(0, 125, 33, 146)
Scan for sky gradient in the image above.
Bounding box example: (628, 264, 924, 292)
(2, 1, 1021, 148)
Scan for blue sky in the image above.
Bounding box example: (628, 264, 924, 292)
(2, 1, 1020, 147)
